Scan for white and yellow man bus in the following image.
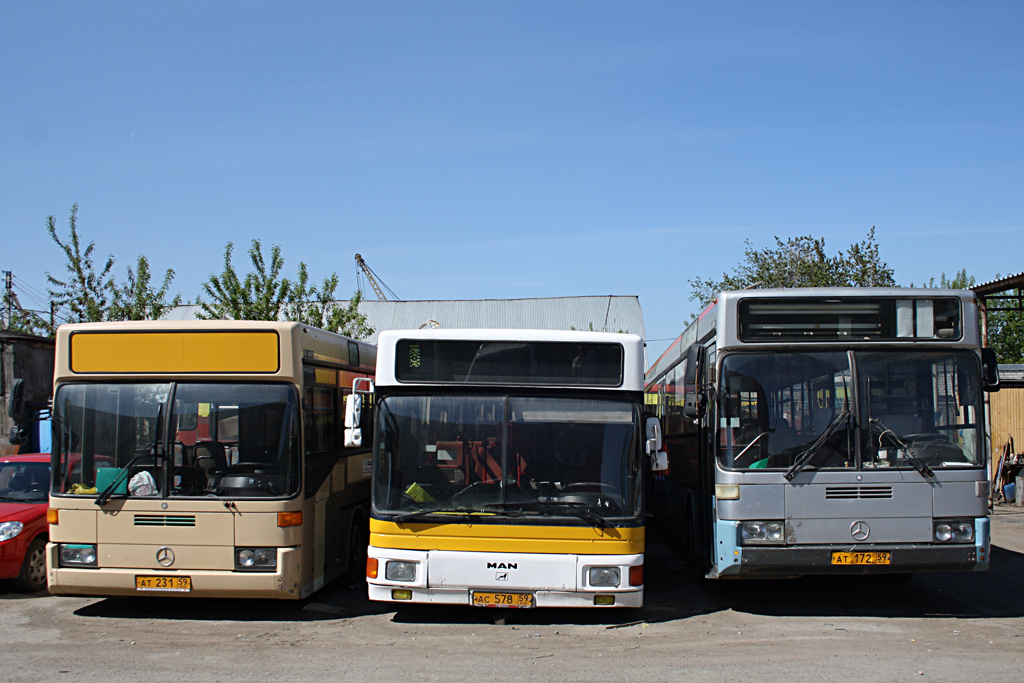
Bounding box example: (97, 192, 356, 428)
(348, 328, 666, 608)
(46, 320, 375, 599)
(645, 289, 999, 579)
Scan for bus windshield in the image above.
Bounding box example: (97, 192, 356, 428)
(373, 395, 642, 523)
(52, 383, 301, 498)
(717, 350, 983, 472)
(859, 351, 982, 469)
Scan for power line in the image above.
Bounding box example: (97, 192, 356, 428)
(10, 274, 51, 309)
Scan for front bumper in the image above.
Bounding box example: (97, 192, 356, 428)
(712, 517, 990, 578)
(732, 543, 983, 577)
(367, 547, 644, 608)
(367, 583, 643, 608)
(46, 544, 304, 599)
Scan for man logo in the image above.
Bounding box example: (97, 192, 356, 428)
(495, 572, 509, 581)
(486, 562, 517, 569)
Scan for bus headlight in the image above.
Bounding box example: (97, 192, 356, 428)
(933, 519, 974, 544)
(588, 567, 621, 587)
(741, 521, 786, 545)
(59, 543, 98, 567)
(385, 560, 417, 582)
(235, 547, 278, 570)
(0, 521, 24, 542)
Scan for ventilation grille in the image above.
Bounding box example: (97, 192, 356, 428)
(825, 486, 893, 500)
(134, 514, 196, 527)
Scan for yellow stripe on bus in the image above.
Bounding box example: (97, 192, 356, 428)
(70, 331, 280, 374)
(370, 518, 644, 555)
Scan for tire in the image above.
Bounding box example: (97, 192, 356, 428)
(344, 514, 368, 583)
(13, 537, 47, 593)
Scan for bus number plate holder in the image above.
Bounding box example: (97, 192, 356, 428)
(471, 591, 534, 608)
(135, 575, 192, 592)
(830, 551, 891, 565)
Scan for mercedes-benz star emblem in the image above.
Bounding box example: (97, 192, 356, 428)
(850, 521, 870, 541)
(156, 547, 175, 567)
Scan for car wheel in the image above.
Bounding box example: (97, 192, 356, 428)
(13, 537, 48, 593)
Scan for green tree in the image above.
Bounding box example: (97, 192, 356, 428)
(108, 255, 182, 321)
(689, 227, 895, 307)
(1, 289, 52, 336)
(987, 287, 1024, 365)
(916, 268, 976, 289)
(918, 269, 1022, 363)
(286, 265, 374, 338)
(45, 204, 115, 325)
(196, 240, 291, 321)
(197, 239, 373, 339)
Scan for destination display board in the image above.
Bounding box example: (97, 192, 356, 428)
(394, 339, 624, 386)
(738, 297, 962, 342)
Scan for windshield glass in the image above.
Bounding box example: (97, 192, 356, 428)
(373, 395, 641, 523)
(860, 351, 982, 468)
(717, 350, 984, 472)
(719, 352, 854, 470)
(52, 383, 300, 498)
(0, 461, 50, 503)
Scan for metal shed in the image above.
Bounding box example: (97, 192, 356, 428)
(161, 295, 645, 347)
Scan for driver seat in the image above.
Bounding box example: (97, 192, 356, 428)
(194, 441, 227, 475)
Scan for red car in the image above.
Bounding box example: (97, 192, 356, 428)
(0, 453, 50, 592)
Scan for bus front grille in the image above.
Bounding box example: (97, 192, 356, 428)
(134, 514, 197, 527)
(824, 486, 893, 500)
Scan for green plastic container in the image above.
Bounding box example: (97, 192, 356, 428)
(95, 467, 127, 495)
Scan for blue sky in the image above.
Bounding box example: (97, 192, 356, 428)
(3, 1, 1022, 359)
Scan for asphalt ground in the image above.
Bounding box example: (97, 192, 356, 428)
(2, 504, 1023, 682)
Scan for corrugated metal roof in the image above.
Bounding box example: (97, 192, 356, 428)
(161, 296, 645, 346)
(358, 296, 644, 345)
(1000, 364, 1024, 382)
(974, 272, 1024, 296)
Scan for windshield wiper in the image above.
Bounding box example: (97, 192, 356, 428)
(481, 501, 535, 517)
(97, 404, 166, 506)
(536, 497, 609, 528)
(485, 499, 610, 527)
(869, 418, 934, 479)
(393, 506, 479, 523)
(95, 448, 166, 506)
(785, 409, 851, 481)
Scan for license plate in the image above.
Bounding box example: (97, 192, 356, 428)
(471, 591, 534, 608)
(135, 575, 192, 592)
(831, 551, 891, 565)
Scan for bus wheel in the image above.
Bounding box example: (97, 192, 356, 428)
(346, 515, 367, 583)
(13, 538, 47, 593)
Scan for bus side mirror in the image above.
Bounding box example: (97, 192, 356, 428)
(7, 378, 25, 420)
(645, 416, 662, 452)
(650, 450, 669, 473)
(682, 343, 706, 419)
(645, 417, 668, 472)
(982, 347, 1000, 392)
(344, 394, 363, 447)
(344, 377, 375, 448)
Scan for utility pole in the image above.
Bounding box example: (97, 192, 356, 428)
(3, 271, 12, 329)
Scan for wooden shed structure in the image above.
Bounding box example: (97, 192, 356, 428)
(973, 273, 1024, 489)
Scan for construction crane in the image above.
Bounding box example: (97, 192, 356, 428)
(354, 254, 399, 301)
